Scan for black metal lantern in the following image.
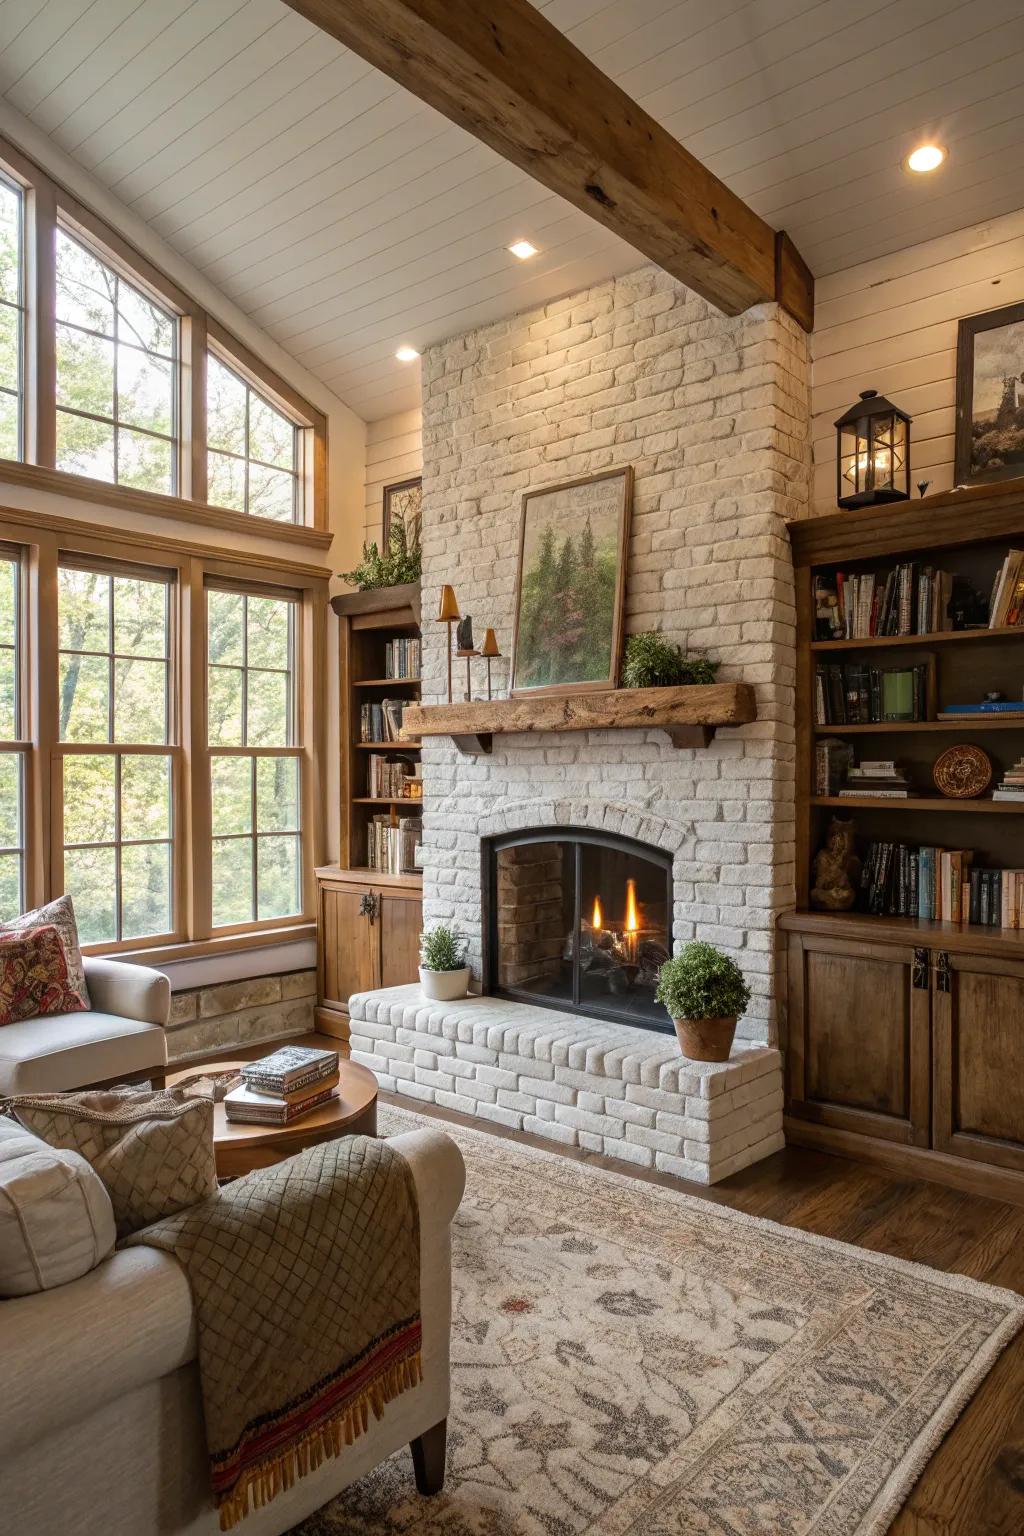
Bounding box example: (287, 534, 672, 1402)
(835, 389, 911, 509)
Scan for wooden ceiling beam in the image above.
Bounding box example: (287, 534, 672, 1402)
(282, 0, 813, 331)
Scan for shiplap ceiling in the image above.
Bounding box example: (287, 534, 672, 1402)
(1, 0, 1023, 421)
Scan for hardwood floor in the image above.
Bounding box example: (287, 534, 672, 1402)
(186, 1034, 1024, 1532)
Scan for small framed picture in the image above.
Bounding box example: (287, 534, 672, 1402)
(955, 301, 1024, 487)
(510, 467, 632, 697)
(383, 476, 422, 548)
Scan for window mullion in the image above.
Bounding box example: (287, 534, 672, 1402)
(29, 178, 57, 468)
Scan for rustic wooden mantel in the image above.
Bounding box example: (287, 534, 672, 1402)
(401, 683, 757, 754)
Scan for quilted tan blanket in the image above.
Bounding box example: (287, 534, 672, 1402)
(125, 1136, 421, 1530)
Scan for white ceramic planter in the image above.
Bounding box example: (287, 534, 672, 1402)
(418, 965, 471, 1002)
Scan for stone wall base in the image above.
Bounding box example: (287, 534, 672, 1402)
(166, 970, 316, 1062)
(349, 985, 783, 1185)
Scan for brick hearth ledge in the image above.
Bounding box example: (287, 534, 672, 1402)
(349, 986, 784, 1185)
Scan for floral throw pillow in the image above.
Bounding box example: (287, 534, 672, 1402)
(0, 924, 88, 1026)
(0, 895, 90, 1011)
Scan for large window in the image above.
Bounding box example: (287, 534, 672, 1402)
(0, 553, 23, 910)
(0, 178, 23, 460)
(57, 564, 173, 943)
(207, 353, 298, 523)
(208, 586, 301, 928)
(55, 229, 178, 495)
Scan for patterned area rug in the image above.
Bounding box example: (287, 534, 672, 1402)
(293, 1104, 1024, 1536)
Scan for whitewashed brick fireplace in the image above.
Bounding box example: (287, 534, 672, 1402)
(352, 264, 811, 1184)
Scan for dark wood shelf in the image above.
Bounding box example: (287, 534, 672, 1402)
(354, 740, 421, 749)
(351, 797, 423, 806)
(811, 626, 1024, 652)
(814, 720, 1024, 733)
(781, 907, 1024, 958)
(812, 795, 1024, 814)
(352, 676, 421, 688)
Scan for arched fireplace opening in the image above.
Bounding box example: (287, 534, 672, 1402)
(482, 827, 674, 1033)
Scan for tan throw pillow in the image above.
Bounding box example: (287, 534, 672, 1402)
(0, 895, 90, 1011)
(10, 1089, 217, 1238)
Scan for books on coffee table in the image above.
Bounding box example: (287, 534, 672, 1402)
(240, 1045, 339, 1097)
(224, 1079, 338, 1126)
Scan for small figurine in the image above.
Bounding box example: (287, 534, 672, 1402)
(917, 480, 931, 498)
(456, 615, 478, 701)
(811, 818, 861, 912)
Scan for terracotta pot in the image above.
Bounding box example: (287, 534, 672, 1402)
(419, 965, 471, 1002)
(673, 1014, 737, 1063)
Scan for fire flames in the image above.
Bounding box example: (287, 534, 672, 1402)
(624, 878, 639, 935)
(591, 894, 603, 931)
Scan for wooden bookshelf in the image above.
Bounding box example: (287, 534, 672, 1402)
(315, 585, 423, 1038)
(785, 479, 1024, 1201)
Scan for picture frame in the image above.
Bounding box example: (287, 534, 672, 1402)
(955, 301, 1024, 487)
(382, 476, 422, 548)
(509, 467, 632, 698)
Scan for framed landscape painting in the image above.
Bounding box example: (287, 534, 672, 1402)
(510, 467, 632, 697)
(955, 301, 1024, 486)
(383, 476, 422, 548)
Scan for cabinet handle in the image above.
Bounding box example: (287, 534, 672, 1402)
(359, 892, 379, 921)
(935, 951, 951, 993)
(912, 948, 929, 989)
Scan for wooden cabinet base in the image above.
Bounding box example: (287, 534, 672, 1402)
(784, 1116, 1024, 1207)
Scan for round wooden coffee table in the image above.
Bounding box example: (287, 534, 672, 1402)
(167, 1058, 378, 1180)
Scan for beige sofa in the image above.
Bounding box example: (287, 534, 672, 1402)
(0, 956, 170, 1096)
(0, 1124, 466, 1536)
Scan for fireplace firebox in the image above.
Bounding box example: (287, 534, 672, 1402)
(483, 828, 673, 1032)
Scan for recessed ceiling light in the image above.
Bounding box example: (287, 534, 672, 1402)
(508, 239, 539, 260)
(395, 345, 420, 362)
(905, 144, 946, 174)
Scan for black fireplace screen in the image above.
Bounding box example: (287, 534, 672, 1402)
(483, 828, 673, 1032)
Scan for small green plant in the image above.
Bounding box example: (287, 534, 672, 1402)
(419, 924, 468, 972)
(655, 941, 751, 1021)
(340, 511, 421, 591)
(621, 632, 720, 689)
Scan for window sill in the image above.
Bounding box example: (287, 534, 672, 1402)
(88, 922, 317, 968)
(0, 459, 333, 550)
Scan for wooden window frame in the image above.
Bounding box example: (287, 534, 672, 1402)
(0, 508, 327, 960)
(0, 136, 330, 546)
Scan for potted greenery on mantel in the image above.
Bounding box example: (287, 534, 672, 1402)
(621, 632, 719, 689)
(332, 509, 422, 620)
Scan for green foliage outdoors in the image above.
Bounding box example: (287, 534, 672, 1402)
(515, 518, 617, 688)
(621, 632, 720, 689)
(655, 941, 751, 1021)
(419, 924, 468, 972)
(0, 182, 20, 459)
(341, 508, 421, 590)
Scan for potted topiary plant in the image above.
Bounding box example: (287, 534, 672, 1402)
(419, 924, 471, 1002)
(655, 940, 751, 1062)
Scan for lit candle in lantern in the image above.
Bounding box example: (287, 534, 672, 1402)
(623, 878, 639, 964)
(591, 894, 603, 937)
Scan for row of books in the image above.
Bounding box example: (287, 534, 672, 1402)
(994, 756, 1024, 801)
(814, 565, 954, 640)
(815, 664, 928, 725)
(860, 843, 1024, 927)
(367, 753, 419, 799)
(360, 699, 406, 743)
(989, 549, 1024, 627)
(367, 813, 422, 875)
(384, 637, 421, 678)
(224, 1045, 339, 1126)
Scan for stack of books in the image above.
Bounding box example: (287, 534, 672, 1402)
(861, 843, 973, 920)
(384, 637, 421, 678)
(368, 753, 417, 799)
(360, 699, 407, 743)
(993, 757, 1024, 801)
(988, 550, 1024, 627)
(839, 759, 912, 799)
(813, 564, 954, 640)
(224, 1045, 340, 1126)
(937, 700, 1024, 722)
(368, 813, 422, 875)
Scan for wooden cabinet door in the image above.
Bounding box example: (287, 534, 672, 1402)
(376, 887, 422, 990)
(787, 932, 931, 1146)
(318, 881, 377, 1014)
(932, 951, 1024, 1174)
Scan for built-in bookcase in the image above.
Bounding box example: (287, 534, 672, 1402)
(783, 480, 1024, 1203)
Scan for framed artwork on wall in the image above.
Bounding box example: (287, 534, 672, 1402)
(510, 467, 633, 697)
(955, 301, 1024, 487)
(383, 476, 422, 548)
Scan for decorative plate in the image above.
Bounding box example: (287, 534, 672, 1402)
(933, 743, 992, 799)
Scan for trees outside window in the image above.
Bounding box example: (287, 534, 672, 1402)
(0, 178, 22, 461)
(55, 230, 177, 495)
(207, 353, 298, 522)
(57, 565, 173, 943)
(0, 554, 23, 910)
(208, 587, 301, 927)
